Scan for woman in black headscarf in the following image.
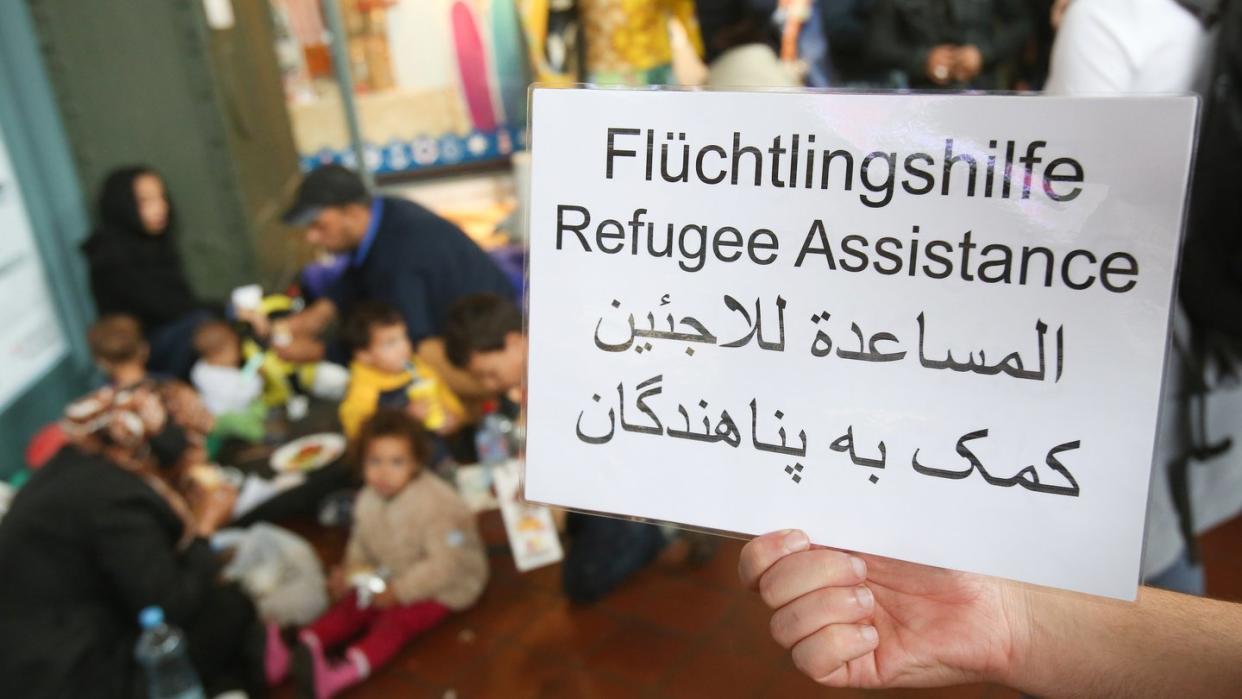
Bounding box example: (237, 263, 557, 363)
(82, 166, 211, 378)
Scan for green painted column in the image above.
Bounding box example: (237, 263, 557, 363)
(0, 1, 94, 479)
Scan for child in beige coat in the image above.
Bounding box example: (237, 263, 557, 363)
(264, 409, 487, 698)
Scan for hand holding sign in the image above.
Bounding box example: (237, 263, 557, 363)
(741, 530, 1242, 696)
(738, 530, 1022, 690)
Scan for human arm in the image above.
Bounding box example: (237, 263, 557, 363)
(269, 299, 333, 363)
(283, 298, 336, 337)
(1050, 0, 1071, 30)
(161, 381, 215, 437)
(185, 477, 237, 538)
(740, 530, 1242, 695)
(665, 0, 706, 58)
(415, 337, 491, 400)
(1014, 584, 1242, 697)
(271, 333, 326, 364)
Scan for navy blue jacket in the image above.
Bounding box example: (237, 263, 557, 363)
(330, 197, 515, 344)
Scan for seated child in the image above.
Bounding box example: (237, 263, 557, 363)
(339, 301, 465, 439)
(190, 320, 263, 416)
(87, 314, 152, 389)
(263, 409, 489, 697)
(86, 316, 233, 506)
(87, 316, 212, 443)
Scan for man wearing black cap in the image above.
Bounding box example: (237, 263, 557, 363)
(275, 165, 515, 375)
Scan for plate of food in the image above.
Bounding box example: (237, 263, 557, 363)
(271, 433, 346, 473)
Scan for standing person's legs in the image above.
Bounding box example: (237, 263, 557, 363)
(347, 600, 451, 674)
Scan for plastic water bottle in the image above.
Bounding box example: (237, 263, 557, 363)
(475, 401, 513, 466)
(134, 607, 205, 699)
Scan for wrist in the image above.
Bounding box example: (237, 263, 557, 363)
(998, 583, 1095, 695)
(993, 581, 1040, 691)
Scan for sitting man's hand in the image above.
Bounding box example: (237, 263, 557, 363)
(272, 330, 326, 364)
(192, 482, 238, 537)
(236, 307, 271, 339)
(951, 45, 984, 84)
(925, 44, 957, 85)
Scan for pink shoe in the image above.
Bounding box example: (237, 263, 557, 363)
(292, 632, 363, 699)
(264, 622, 290, 686)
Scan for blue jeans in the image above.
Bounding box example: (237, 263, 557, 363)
(562, 513, 666, 604)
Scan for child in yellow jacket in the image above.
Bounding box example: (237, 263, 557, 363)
(338, 302, 465, 439)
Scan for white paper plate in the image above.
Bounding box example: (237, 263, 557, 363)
(270, 433, 346, 473)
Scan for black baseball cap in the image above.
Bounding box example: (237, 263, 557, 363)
(281, 164, 371, 226)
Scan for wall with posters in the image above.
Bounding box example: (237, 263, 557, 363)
(274, 0, 531, 176)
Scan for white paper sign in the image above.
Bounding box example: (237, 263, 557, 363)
(523, 88, 1196, 599)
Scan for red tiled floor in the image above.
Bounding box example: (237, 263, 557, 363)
(386, 616, 491, 688)
(270, 664, 444, 699)
(541, 667, 650, 699)
(584, 621, 695, 689)
(601, 574, 736, 637)
(342, 669, 443, 698)
(521, 558, 566, 595)
(512, 599, 625, 663)
(707, 597, 790, 667)
(450, 578, 559, 648)
(394, 585, 558, 687)
(447, 641, 586, 698)
(661, 639, 780, 698)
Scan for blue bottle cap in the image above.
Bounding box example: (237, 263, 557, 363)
(138, 606, 164, 629)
